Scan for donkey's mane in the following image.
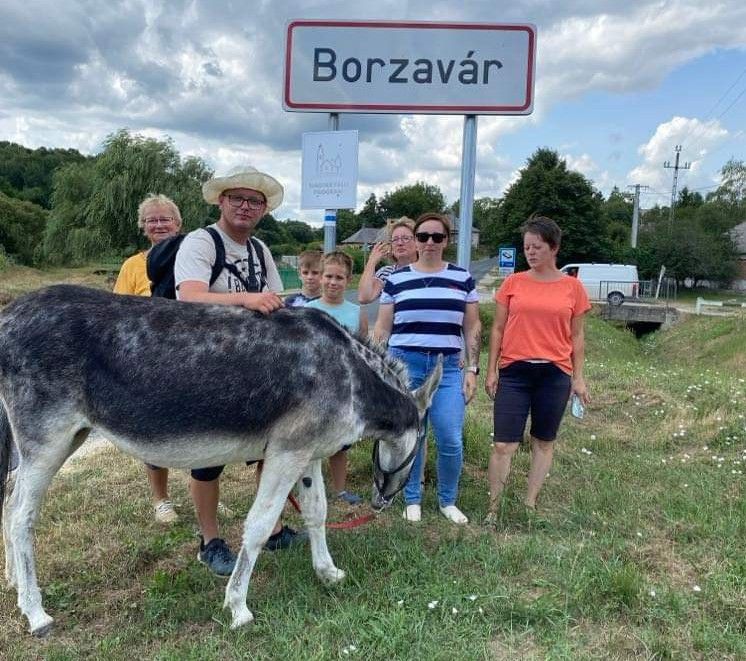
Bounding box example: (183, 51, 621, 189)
(351, 334, 410, 394)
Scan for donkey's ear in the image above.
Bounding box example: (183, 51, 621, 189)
(412, 355, 443, 417)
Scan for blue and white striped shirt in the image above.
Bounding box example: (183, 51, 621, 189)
(380, 264, 479, 354)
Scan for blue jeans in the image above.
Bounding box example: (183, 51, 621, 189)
(389, 348, 465, 507)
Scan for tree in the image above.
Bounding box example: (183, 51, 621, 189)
(0, 192, 48, 265)
(495, 148, 612, 265)
(357, 193, 385, 227)
(43, 130, 214, 264)
(712, 158, 746, 207)
(379, 182, 446, 221)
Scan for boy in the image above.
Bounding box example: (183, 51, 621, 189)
(285, 249, 323, 307)
(306, 251, 368, 505)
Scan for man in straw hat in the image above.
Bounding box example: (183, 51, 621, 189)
(174, 165, 305, 576)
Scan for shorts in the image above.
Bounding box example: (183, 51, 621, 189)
(190, 461, 261, 482)
(492, 361, 572, 443)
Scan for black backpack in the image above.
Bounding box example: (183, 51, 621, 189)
(147, 227, 268, 299)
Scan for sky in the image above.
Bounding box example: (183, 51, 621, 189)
(1, 0, 745, 225)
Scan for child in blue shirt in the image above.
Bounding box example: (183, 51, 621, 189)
(306, 251, 368, 504)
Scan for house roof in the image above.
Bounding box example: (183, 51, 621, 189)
(341, 226, 387, 245)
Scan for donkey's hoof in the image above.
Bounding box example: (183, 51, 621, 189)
(229, 607, 254, 630)
(30, 614, 54, 637)
(318, 566, 346, 584)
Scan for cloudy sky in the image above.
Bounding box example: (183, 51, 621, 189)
(1, 1, 745, 224)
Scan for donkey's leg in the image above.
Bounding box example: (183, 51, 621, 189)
(297, 459, 345, 584)
(3, 469, 19, 588)
(223, 450, 310, 629)
(10, 426, 88, 636)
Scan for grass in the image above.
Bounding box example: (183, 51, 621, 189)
(1, 286, 746, 658)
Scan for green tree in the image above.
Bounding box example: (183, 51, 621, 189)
(496, 148, 612, 266)
(357, 193, 385, 227)
(0, 192, 48, 265)
(379, 182, 445, 221)
(43, 130, 214, 264)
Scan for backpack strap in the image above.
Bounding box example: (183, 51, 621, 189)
(250, 237, 268, 291)
(204, 227, 225, 287)
(204, 226, 266, 292)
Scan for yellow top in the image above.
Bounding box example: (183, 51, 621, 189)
(113, 251, 150, 296)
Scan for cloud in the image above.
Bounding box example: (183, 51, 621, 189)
(0, 0, 744, 223)
(628, 116, 729, 201)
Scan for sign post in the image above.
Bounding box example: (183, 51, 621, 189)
(285, 20, 537, 264)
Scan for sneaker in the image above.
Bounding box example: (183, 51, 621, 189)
(439, 505, 469, 525)
(217, 501, 235, 518)
(336, 490, 362, 505)
(402, 504, 421, 522)
(153, 499, 178, 524)
(264, 526, 308, 552)
(197, 537, 236, 576)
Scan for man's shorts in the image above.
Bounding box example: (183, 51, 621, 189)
(492, 360, 572, 443)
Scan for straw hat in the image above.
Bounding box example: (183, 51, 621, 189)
(202, 165, 284, 211)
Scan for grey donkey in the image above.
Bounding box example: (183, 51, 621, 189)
(0, 285, 441, 635)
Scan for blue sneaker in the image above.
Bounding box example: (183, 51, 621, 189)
(336, 490, 363, 505)
(264, 526, 308, 551)
(197, 537, 236, 576)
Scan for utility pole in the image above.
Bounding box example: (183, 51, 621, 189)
(626, 184, 649, 248)
(663, 145, 690, 230)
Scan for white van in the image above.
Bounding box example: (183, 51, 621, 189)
(560, 263, 640, 305)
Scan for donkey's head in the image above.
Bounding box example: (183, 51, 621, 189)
(371, 356, 443, 511)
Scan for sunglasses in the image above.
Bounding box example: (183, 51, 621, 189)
(415, 232, 447, 244)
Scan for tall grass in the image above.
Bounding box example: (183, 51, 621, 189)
(1, 309, 745, 659)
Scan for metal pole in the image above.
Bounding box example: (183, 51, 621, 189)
(323, 113, 340, 254)
(457, 115, 477, 270)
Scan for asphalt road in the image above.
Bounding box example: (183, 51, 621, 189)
(348, 256, 498, 323)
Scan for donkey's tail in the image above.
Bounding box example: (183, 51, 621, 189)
(0, 401, 12, 526)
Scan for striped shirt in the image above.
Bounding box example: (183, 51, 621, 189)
(381, 264, 479, 354)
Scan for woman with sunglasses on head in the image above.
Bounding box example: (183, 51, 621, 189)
(358, 218, 418, 304)
(374, 212, 481, 525)
(114, 194, 183, 524)
(484, 215, 591, 523)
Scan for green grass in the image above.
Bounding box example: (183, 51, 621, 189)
(2, 305, 746, 659)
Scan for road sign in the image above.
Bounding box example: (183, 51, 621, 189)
(498, 246, 516, 277)
(301, 130, 359, 209)
(284, 20, 536, 114)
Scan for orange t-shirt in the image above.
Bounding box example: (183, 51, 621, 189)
(495, 271, 591, 375)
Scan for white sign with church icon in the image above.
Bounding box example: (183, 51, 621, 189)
(301, 129, 359, 209)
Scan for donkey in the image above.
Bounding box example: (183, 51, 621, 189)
(0, 285, 441, 635)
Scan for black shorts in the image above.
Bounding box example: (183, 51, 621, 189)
(190, 461, 261, 482)
(493, 361, 572, 443)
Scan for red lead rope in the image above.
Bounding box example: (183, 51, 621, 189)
(286, 493, 376, 530)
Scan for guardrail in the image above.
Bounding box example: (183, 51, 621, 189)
(695, 297, 746, 315)
(597, 278, 677, 306)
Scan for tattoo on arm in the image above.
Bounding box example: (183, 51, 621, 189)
(467, 327, 481, 368)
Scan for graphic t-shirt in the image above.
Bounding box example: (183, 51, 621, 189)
(174, 223, 282, 295)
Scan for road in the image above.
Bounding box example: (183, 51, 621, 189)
(347, 256, 498, 323)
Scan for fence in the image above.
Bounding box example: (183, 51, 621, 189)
(695, 297, 746, 315)
(278, 266, 302, 290)
(597, 278, 677, 306)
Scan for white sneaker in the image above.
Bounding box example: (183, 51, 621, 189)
(402, 504, 421, 522)
(154, 499, 178, 524)
(439, 505, 468, 525)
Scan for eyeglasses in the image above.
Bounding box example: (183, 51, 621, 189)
(226, 194, 266, 210)
(415, 232, 447, 244)
(391, 236, 414, 244)
(144, 217, 175, 226)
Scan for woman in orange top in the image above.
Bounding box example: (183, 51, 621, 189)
(484, 215, 591, 521)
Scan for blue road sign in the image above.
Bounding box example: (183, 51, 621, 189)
(498, 247, 516, 268)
